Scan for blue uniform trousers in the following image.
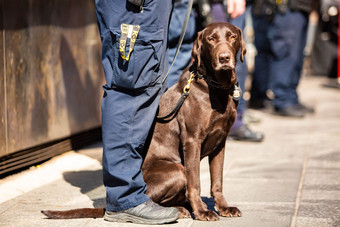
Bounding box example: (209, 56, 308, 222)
(95, 0, 173, 212)
(167, 0, 196, 87)
(252, 10, 308, 109)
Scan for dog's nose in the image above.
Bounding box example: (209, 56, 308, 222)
(219, 52, 231, 64)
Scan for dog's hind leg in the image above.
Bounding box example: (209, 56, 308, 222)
(143, 161, 187, 208)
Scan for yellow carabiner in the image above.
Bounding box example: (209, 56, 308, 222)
(183, 72, 195, 94)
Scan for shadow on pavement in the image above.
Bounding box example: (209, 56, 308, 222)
(63, 170, 105, 208)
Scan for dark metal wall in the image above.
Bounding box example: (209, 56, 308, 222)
(0, 0, 104, 157)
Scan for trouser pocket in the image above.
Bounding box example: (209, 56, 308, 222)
(110, 27, 164, 89)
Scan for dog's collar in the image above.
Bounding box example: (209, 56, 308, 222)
(189, 65, 242, 101)
(156, 66, 241, 122)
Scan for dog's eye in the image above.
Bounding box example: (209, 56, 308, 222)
(208, 37, 215, 42)
(230, 35, 236, 40)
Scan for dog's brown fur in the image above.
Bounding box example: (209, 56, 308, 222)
(41, 22, 245, 221)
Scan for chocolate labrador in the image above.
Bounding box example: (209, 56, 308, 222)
(41, 22, 245, 221)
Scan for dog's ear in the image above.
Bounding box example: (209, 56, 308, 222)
(191, 31, 203, 68)
(237, 27, 247, 62)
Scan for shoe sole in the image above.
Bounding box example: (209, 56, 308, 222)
(273, 111, 304, 118)
(104, 212, 179, 225)
(228, 136, 263, 142)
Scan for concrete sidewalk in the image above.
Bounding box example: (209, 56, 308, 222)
(0, 75, 339, 227)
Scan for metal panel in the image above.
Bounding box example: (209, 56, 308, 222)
(1, 0, 104, 156)
(0, 128, 101, 176)
(0, 0, 7, 154)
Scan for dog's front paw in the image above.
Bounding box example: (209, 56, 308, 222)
(195, 210, 219, 221)
(218, 206, 242, 217)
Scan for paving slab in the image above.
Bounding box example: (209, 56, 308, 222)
(0, 76, 339, 227)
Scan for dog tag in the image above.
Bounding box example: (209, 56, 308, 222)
(232, 84, 242, 101)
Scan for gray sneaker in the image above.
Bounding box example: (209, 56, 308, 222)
(104, 199, 179, 225)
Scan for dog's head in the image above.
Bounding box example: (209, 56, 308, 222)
(192, 22, 246, 87)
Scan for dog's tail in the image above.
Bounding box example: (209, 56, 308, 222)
(41, 208, 105, 219)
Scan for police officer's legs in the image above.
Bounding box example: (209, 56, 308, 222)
(249, 14, 271, 109)
(95, 0, 178, 224)
(268, 10, 309, 117)
(167, 0, 196, 88)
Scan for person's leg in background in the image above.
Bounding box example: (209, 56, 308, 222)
(286, 11, 314, 113)
(268, 10, 312, 117)
(210, 2, 264, 142)
(95, 0, 178, 224)
(249, 12, 271, 109)
(167, 0, 196, 88)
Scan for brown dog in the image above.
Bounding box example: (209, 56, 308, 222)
(142, 22, 245, 220)
(41, 22, 245, 221)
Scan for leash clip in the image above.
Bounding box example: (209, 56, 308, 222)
(183, 72, 195, 94)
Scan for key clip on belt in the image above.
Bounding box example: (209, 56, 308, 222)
(119, 23, 140, 61)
